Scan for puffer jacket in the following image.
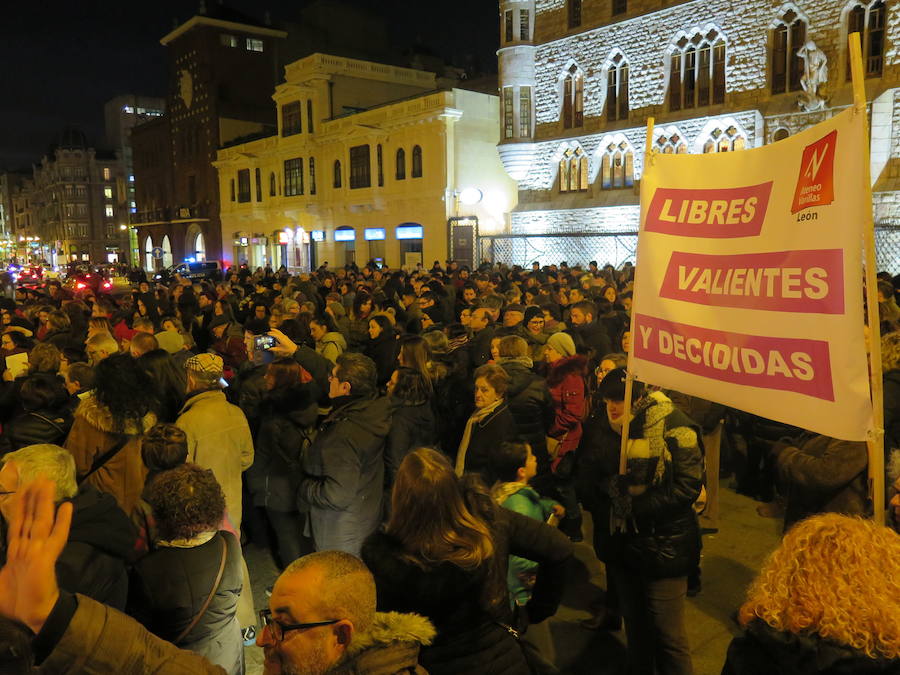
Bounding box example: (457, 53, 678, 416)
(546, 354, 587, 465)
(385, 396, 437, 486)
(247, 382, 318, 511)
(300, 395, 392, 555)
(65, 393, 157, 515)
(316, 330, 347, 364)
(499, 357, 554, 473)
(576, 392, 702, 579)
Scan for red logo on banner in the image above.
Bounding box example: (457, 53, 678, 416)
(791, 130, 836, 214)
(644, 182, 773, 238)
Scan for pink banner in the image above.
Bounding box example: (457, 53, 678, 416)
(633, 314, 834, 401)
(658, 249, 844, 313)
(644, 182, 773, 238)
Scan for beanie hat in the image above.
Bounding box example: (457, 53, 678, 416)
(524, 306, 543, 324)
(596, 366, 645, 403)
(547, 331, 576, 358)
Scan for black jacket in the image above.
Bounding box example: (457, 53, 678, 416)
(469, 326, 496, 369)
(57, 485, 137, 611)
(462, 404, 517, 483)
(0, 405, 74, 453)
(722, 619, 900, 675)
(385, 396, 437, 486)
(567, 321, 611, 365)
(499, 359, 554, 473)
(884, 369, 900, 456)
(362, 500, 572, 675)
(365, 331, 399, 387)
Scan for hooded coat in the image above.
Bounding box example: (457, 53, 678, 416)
(499, 358, 554, 472)
(300, 395, 393, 555)
(546, 354, 587, 463)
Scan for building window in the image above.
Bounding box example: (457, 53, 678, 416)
(237, 169, 251, 202)
(606, 54, 629, 121)
(411, 145, 423, 178)
(520, 9, 529, 40)
(562, 65, 584, 129)
(350, 145, 372, 189)
(102, 167, 111, 181)
(396, 149, 406, 180)
(377, 145, 384, 186)
(230, 179, 235, 201)
(246, 38, 264, 52)
(772, 10, 806, 94)
(255, 168, 262, 202)
(559, 148, 589, 192)
(269, 172, 276, 196)
(309, 158, 317, 195)
(307, 100, 314, 133)
(333, 160, 342, 188)
(612, 0, 627, 15)
(105, 205, 114, 218)
(282, 101, 302, 136)
(505, 10, 514, 42)
(702, 125, 746, 153)
(772, 128, 790, 142)
(519, 86, 532, 137)
(600, 141, 634, 189)
(848, 1, 885, 78)
(220, 34, 239, 48)
(503, 87, 515, 139)
(669, 30, 726, 111)
(103, 186, 113, 199)
(655, 132, 688, 154)
(284, 158, 304, 196)
(568, 0, 582, 28)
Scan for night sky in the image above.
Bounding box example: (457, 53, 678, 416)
(0, 0, 498, 170)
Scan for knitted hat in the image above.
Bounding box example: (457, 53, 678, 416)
(155, 330, 185, 355)
(547, 331, 576, 358)
(185, 353, 223, 376)
(524, 306, 543, 324)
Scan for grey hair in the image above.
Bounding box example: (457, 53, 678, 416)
(3, 444, 77, 501)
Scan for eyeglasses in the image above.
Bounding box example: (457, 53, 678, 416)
(258, 609, 339, 642)
(0, 491, 15, 496)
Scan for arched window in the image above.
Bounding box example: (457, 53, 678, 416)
(848, 1, 885, 77)
(161, 235, 173, 268)
(269, 172, 276, 196)
(333, 160, 342, 188)
(702, 125, 746, 153)
(558, 147, 589, 192)
(606, 53, 629, 121)
(562, 65, 584, 129)
(655, 132, 688, 154)
(144, 235, 155, 271)
(396, 148, 406, 180)
(772, 128, 790, 142)
(411, 145, 423, 178)
(669, 29, 726, 111)
(599, 141, 634, 190)
(193, 232, 206, 262)
(772, 10, 806, 93)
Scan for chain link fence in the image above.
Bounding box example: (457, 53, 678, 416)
(479, 228, 900, 274)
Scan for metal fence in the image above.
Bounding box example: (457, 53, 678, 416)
(478, 227, 900, 274)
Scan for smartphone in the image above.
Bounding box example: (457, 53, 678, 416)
(254, 335, 276, 351)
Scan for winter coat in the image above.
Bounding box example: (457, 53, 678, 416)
(499, 358, 554, 473)
(316, 330, 347, 364)
(0, 404, 74, 453)
(460, 403, 516, 483)
(430, 356, 474, 457)
(210, 333, 247, 371)
(37, 592, 434, 675)
(469, 326, 496, 369)
(300, 395, 392, 555)
(362, 500, 572, 675)
(884, 369, 900, 456)
(226, 360, 268, 435)
(44, 328, 79, 352)
(65, 393, 157, 515)
(576, 394, 703, 579)
(348, 316, 371, 350)
(546, 354, 587, 463)
(128, 532, 243, 674)
(567, 321, 611, 365)
(722, 619, 900, 675)
(292, 344, 333, 406)
(365, 331, 400, 387)
(247, 382, 318, 512)
(57, 485, 136, 612)
(176, 389, 254, 530)
(385, 396, 437, 486)
(776, 433, 869, 530)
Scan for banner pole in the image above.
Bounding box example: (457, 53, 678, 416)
(850, 31, 885, 525)
(619, 117, 655, 475)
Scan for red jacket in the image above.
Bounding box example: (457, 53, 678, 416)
(547, 354, 587, 468)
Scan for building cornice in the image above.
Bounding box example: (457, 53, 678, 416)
(161, 16, 287, 45)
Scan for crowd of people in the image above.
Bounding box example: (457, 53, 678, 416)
(0, 257, 898, 675)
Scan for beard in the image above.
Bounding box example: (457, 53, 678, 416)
(269, 638, 336, 675)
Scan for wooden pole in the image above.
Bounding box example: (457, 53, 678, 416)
(849, 31, 886, 525)
(619, 117, 655, 475)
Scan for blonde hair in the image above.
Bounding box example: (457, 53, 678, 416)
(882, 331, 900, 372)
(739, 513, 900, 659)
(386, 448, 494, 570)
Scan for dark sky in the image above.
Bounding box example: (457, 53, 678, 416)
(0, 0, 498, 170)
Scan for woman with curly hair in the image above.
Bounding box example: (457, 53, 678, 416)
(128, 463, 244, 674)
(65, 352, 158, 513)
(723, 513, 900, 674)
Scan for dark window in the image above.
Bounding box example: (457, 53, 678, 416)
(307, 100, 314, 133)
(519, 86, 532, 137)
(187, 175, 197, 205)
(310, 158, 317, 195)
(867, 1, 885, 77)
(349, 145, 371, 189)
(284, 158, 304, 196)
(562, 65, 583, 128)
(669, 53, 682, 111)
(606, 55, 628, 121)
(333, 160, 342, 188)
(237, 169, 251, 202)
(282, 101, 302, 136)
(269, 172, 276, 196)
(670, 32, 725, 111)
(520, 10, 529, 40)
(568, 0, 582, 28)
(505, 10, 513, 42)
(412, 145, 423, 178)
(772, 11, 806, 94)
(396, 149, 406, 180)
(503, 87, 515, 139)
(612, 0, 626, 15)
(377, 145, 384, 186)
(255, 168, 262, 201)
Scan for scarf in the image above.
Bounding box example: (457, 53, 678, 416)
(156, 530, 217, 549)
(455, 398, 504, 476)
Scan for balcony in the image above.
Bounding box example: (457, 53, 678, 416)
(133, 205, 209, 225)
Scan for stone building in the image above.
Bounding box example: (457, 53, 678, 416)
(496, 0, 900, 272)
(215, 53, 516, 271)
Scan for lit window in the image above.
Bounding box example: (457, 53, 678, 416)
(655, 131, 688, 154)
(772, 10, 806, 94)
(246, 38, 264, 52)
(702, 125, 746, 153)
(669, 30, 726, 111)
(104, 187, 113, 199)
(847, 1, 885, 78)
(122, 105, 134, 113)
(129, 175, 134, 182)
(562, 65, 584, 129)
(559, 148, 589, 192)
(105, 205, 114, 218)
(220, 34, 239, 48)
(606, 53, 629, 121)
(599, 141, 634, 190)
(103, 167, 111, 181)
(284, 158, 304, 196)
(519, 86, 532, 137)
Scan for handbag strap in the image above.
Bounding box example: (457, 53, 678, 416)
(78, 434, 128, 485)
(173, 534, 228, 645)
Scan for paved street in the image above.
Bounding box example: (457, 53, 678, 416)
(243, 484, 782, 675)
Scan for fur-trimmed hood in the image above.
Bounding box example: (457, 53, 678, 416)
(74, 392, 157, 436)
(331, 611, 435, 675)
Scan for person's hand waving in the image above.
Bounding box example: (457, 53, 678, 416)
(0, 478, 72, 634)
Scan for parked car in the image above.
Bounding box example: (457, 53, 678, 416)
(153, 260, 222, 281)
